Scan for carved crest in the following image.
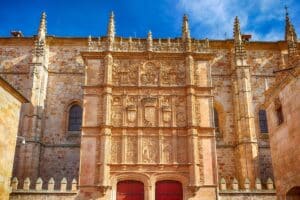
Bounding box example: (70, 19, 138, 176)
(127, 105, 137, 123)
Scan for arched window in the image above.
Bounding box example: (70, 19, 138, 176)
(258, 110, 268, 133)
(214, 108, 220, 134)
(68, 105, 82, 131)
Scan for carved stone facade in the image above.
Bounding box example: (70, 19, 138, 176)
(79, 49, 217, 199)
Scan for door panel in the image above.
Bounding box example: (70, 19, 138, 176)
(117, 180, 144, 200)
(156, 180, 183, 200)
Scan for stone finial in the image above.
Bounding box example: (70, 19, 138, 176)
(11, 177, 18, 190)
(233, 16, 246, 60)
(88, 35, 92, 51)
(35, 177, 43, 190)
(60, 177, 67, 191)
(71, 179, 77, 191)
(34, 12, 47, 57)
(182, 14, 191, 41)
(107, 11, 115, 42)
(244, 177, 250, 190)
(267, 178, 274, 190)
(38, 12, 47, 42)
(232, 178, 239, 190)
(220, 178, 227, 190)
(147, 31, 153, 51)
(255, 178, 262, 190)
(284, 6, 298, 55)
(23, 177, 31, 190)
(48, 177, 55, 191)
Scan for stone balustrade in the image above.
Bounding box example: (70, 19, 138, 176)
(11, 177, 78, 193)
(219, 177, 275, 192)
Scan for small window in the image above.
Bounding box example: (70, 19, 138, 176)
(214, 108, 220, 134)
(68, 105, 82, 131)
(276, 106, 284, 125)
(258, 110, 268, 133)
(274, 98, 284, 126)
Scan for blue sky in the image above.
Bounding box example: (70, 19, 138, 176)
(0, 0, 299, 41)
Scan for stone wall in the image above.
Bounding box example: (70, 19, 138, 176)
(0, 77, 27, 200)
(265, 68, 300, 198)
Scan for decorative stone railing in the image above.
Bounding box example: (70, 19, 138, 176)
(219, 177, 275, 192)
(10, 177, 78, 193)
(87, 37, 210, 53)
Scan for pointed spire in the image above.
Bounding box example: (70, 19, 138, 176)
(107, 11, 115, 41)
(182, 14, 191, 41)
(147, 31, 153, 51)
(233, 16, 246, 60)
(233, 16, 242, 44)
(38, 12, 47, 42)
(284, 6, 298, 55)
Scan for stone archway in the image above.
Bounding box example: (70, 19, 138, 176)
(155, 180, 183, 200)
(286, 186, 300, 200)
(117, 180, 144, 200)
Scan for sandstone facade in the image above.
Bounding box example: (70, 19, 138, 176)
(0, 76, 28, 200)
(0, 11, 298, 200)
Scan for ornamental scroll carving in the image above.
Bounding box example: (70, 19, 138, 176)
(112, 96, 123, 126)
(175, 97, 187, 127)
(112, 60, 138, 85)
(161, 61, 185, 85)
(140, 62, 159, 85)
(111, 136, 122, 163)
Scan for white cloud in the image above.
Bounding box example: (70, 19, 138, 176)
(175, 0, 289, 40)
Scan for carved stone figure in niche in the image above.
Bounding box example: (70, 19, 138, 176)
(163, 139, 172, 163)
(127, 137, 137, 163)
(142, 138, 158, 163)
(141, 62, 159, 85)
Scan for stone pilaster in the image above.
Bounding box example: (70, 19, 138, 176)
(232, 16, 258, 188)
(14, 12, 49, 183)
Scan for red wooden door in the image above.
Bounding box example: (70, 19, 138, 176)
(117, 180, 144, 200)
(156, 180, 183, 200)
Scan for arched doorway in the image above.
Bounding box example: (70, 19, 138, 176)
(156, 180, 183, 200)
(286, 186, 300, 200)
(117, 180, 144, 200)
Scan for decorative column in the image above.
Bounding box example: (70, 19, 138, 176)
(185, 54, 201, 194)
(99, 53, 113, 194)
(232, 17, 258, 188)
